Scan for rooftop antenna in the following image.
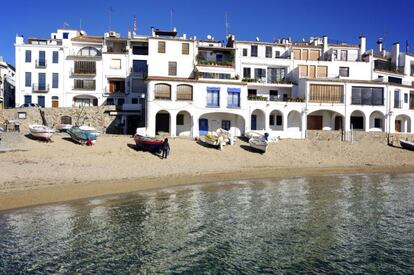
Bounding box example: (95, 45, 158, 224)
(225, 12, 229, 37)
(169, 9, 174, 30)
(108, 7, 113, 31)
(406, 40, 409, 53)
(79, 18, 82, 31)
(133, 15, 137, 35)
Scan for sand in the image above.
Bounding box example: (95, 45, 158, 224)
(1, 133, 414, 211)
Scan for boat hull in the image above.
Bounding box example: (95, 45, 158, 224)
(29, 125, 55, 140)
(67, 127, 97, 145)
(134, 134, 163, 152)
(249, 137, 269, 153)
(400, 140, 414, 151)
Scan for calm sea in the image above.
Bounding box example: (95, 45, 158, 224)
(1, 173, 414, 273)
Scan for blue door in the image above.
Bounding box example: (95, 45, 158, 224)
(39, 51, 45, 66)
(24, 95, 32, 105)
(199, 118, 208, 135)
(38, 96, 45, 107)
(38, 73, 46, 90)
(251, 115, 257, 130)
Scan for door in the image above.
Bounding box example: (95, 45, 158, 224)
(251, 115, 257, 130)
(199, 118, 208, 135)
(24, 95, 32, 105)
(155, 113, 170, 134)
(309, 65, 316, 78)
(52, 100, 59, 108)
(395, 120, 402, 132)
(335, 116, 343, 130)
(37, 96, 45, 108)
(307, 116, 323, 130)
(38, 73, 46, 90)
(39, 51, 45, 66)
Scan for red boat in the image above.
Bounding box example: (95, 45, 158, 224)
(133, 134, 163, 152)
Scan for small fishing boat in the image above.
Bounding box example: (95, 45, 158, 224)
(67, 126, 97, 145)
(79, 125, 101, 137)
(133, 134, 163, 152)
(400, 139, 414, 151)
(29, 125, 55, 141)
(55, 124, 72, 132)
(199, 132, 226, 150)
(248, 132, 269, 153)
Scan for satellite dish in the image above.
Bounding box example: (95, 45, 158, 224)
(207, 34, 212, 40)
(256, 37, 260, 42)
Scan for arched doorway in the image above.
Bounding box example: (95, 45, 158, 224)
(287, 111, 302, 131)
(369, 111, 385, 132)
(251, 109, 266, 131)
(176, 111, 192, 136)
(269, 110, 283, 131)
(307, 110, 344, 130)
(350, 110, 365, 130)
(155, 110, 170, 135)
(395, 114, 411, 133)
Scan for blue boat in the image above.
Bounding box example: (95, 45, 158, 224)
(67, 126, 97, 145)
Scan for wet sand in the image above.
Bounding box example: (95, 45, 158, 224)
(1, 133, 414, 211)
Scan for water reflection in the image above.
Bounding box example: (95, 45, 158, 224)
(1, 173, 414, 273)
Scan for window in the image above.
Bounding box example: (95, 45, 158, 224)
(37, 96, 45, 108)
(74, 61, 96, 74)
(222, 120, 231, 131)
(251, 45, 258, 57)
(394, 90, 401, 108)
(177, 114, 184, 125)
(52, 51, 59, 63)
(227, 88, 240, 107)
(168, 62, 177, 76)
(158, 41, 166, 53)
(248, 89, 257, 97)
(389, 77, 402, 84)
(74, 80, 96, 90)
(340, 50, 347, 61)
(52, 73, 58, 88)
(267, 68, 286, 83)
(275, 51, 281, 58)
(269, 90, 279, 101)
(110, 59, 121, 69)
(404, 93, 408, 104)
(200, 72, 231, 79)
(106, 98, 115, 105)
(182, 43, 189, 55)
(265, 46, 272, 58)
(276, 115, 282, 126)
(254, 68, 266, 79)
(25, 50, 31, 62)
(38, 73, 46, 90)
(25, 72, 31, 87)
(270, 115, 275, 125)
(177, 85, 193, 100)
(78, 47, 101, 56)
(117, 98, 125, 106)
(132, 44, 148, 55)
(351, 87, 384, 105)
(243, 48, 248, 56)
(131, 98, 138, 104)
(374, 118, 382, 128)
(339, 67, 349, 77)
(411, 64, 414, 76)
(243, 67, 251, 78)
(38, 51, 46, 67)
(154, 84, 171, 99)
(63, 32, 69, 39)
(207, 88, 219, 107)
(24, 95, 32, 104)
(216, 54, 223, 62)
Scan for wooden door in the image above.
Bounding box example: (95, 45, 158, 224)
(52, 100, 59, 108)
(309, 65, 316, 78)
(395, 120, 402, 132)
(307, 116, 323, 130)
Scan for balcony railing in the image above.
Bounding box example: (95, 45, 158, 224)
(71, 68, 96, 77)
(197, 59, 234, 67)
(374, 60, 405, 74)
(242, 78, 292, 85)
(248, 95, 304, 102)
(32, 83, 49, 93)
(35, 59, 47, 68)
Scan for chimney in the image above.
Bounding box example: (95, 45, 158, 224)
(151, 27, 155, 37)
(377, 39, 383, 53)
(322, 36, 328, 54)
(392, 42, 400, 67)
(15, 35, 24, 45)
(359, 35, 366, 60)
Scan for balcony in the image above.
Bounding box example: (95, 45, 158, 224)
(248, 95, 303, 102)
(35, 59, 47, 68)
(374, 60, 405, 74)
(32, 83, 49, 93)
(242, 77, 292, 85)
(197, 48, 235, 68)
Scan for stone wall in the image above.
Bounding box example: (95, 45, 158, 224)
(0, 106, 122, 133)
(307, 129, 414, 146)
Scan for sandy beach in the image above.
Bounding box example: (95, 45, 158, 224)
(1, 133, 414, 211)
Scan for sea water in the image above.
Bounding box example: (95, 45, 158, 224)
(1, 173, 414, 273)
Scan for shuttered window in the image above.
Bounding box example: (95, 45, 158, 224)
(265, 46, 272, 58)
(301, 49, 309, 60)
(309, 84, 343, 103)
(299, 65, 308, 77)
(74, 61, 96, 74)
(74, 79, 96, 90)
(176, 84, 193, 100)
(309, 50, 320, 60)
(158, 41, 166, 53)
(251, 45, 258, 57)
(293, 49, 301, 60)
(168, 62, 177, 76)
(182, 43, 189, 55)
(317, 66, 328, 78)
(154, 83, 171, 99)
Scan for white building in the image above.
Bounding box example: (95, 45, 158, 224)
(14, 27, 414, 136)
(0, 57, 15, 109)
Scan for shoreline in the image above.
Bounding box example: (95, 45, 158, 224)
(1, 164, 413, 212)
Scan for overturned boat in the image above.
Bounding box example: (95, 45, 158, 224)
(29, 125, 55, 141)
(248, 132, 269, 153)
(67, 126, 97, 145)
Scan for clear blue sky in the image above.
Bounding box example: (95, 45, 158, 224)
(1, 0, 413, 66)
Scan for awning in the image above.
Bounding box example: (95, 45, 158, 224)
(228, 88, 241, 93)
(207, 87, 220, 91)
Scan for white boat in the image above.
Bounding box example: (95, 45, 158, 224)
(249, 137, 269, 153)
(29, 124, 55, 140)
(55, 124, 72, 132)
(199, 132, 226, 150)
(79, 125, 101, 137)
(245, 131, 264, 139)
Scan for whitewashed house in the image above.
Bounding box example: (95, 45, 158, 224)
(0, 57, 15, 109)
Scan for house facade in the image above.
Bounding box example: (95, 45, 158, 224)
(14, 27, 414, 137)
(0, 57, 15, 109)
